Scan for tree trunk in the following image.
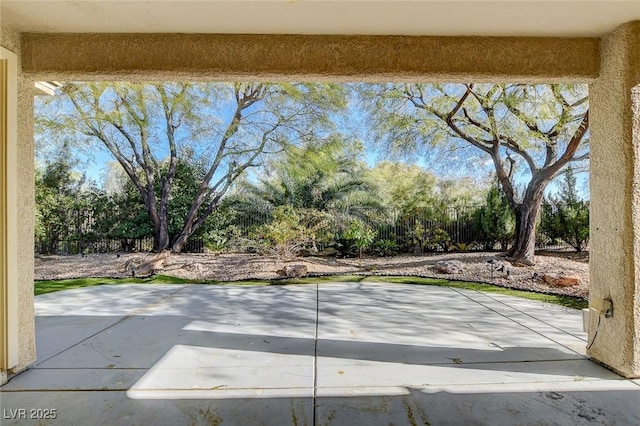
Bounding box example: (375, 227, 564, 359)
(170, 206, 199, 253)
(507, 192, 545, 266)
(171, 214, 205, 253)
(171, 232, 189, 253)
(153, 223, 170, 252)
(145, 195, 170, 252)
(171, 195, 224, 253)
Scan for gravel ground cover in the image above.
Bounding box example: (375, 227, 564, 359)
(35, 250, 589, 298)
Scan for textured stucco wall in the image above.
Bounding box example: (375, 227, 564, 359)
(4, 20, 640, 379)
(20, 33, 600, 83)
(589, 21, 640, 378)
(1, 25, 21, 55)
(0, 23, 36, 376)
(633, 85, 640, 372)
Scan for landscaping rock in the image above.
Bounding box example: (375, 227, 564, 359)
(436, 260, 464, 274)
(182, 261, 205, 273)
(542, 274, 580, 287)
(133, 250, 170, 277)
(117, 256, 144, 273)
(276, 264, 308, 278)
(35, 251, 590, 299)
(495, 262, 510, 273)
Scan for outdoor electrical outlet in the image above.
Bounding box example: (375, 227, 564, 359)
(604, 299, 613, 318)
(591, 298, 614, 318)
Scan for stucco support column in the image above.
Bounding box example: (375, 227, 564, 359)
(589, 21, 640, 378)
(0, 24, 36, 384)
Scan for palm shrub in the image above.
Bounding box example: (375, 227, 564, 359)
(372, 239, 398, 257)
(450, 241, 477, 252)
(233, 137, 381, 213)
(229, 137, 384, 254)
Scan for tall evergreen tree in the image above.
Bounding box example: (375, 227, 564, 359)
(474, 182, 515, 250)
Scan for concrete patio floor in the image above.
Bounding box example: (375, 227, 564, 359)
(1, 282, 639, 425)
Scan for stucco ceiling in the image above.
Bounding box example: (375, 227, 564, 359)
(1, 0, 639, 37)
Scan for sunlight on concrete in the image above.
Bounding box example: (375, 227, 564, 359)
(2, 283, 638, 425)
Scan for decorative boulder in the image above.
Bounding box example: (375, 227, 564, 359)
(542, 274, 580, 287)
(276, 264, 308, 278)
(132, 250, 170, 277)
(436, 260, 464, 274)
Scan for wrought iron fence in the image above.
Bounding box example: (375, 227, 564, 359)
(34, 236, 208, 255)
(35, 237, 155, 255)
(35, 204, 578, 255)
(366, 206, 479, 248)
(224, 205, 578, 253)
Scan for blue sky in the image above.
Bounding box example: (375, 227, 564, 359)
(63, 127, 589, 201)
(35, 82, 590, 200)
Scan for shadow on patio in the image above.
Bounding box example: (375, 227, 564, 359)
(1, 282, 638, 425)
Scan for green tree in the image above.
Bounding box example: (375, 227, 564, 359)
(540, 167, 589, 252)
(435, 177, 487, 207)
(363, 83, 589, 265)
(230, 137, 388, 255)
(237, 137, 377, 211)
(92, 151, 234, 251)
(35, 151, 89, 253)
(343, 219, 377, 258)
(368, 162, 486, 217)
(474, 182, 515, 251)
(38, 82, 346, 252)
(232, 136, 382, 244)
(90, 178, 155, 249)
(367, 161, 438, 214)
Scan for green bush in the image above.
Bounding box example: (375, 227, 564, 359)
(540, 167, 589, 252)
(256, 206, 330, 259)
(372, 239, 398, 257)
(256, 206, 308, 258)
(541, 202, 589, 252)
(343, 219, 377, 258)
(406, 221, 427, 254)
(427, 228, 451, 252)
